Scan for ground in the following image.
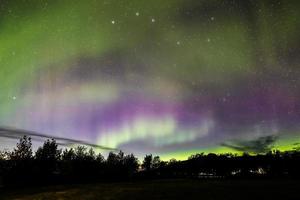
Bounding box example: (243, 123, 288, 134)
(1, 179, 299, 200)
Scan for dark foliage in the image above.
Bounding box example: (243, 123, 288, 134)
(0, 136, 300, 187)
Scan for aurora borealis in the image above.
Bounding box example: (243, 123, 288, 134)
(0, 0, 300, 160)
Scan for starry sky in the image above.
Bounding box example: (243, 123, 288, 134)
(0, 0, 300, 160)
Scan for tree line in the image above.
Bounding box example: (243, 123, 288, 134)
(1, 136, 300, 187)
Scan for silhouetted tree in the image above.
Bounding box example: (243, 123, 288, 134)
(35, 139, 61, 161)
(6, 136, 34, 185)
(62, 148, 76, 161)
(152, 156, 161, 169)
(142, 154, 153, 171)
(1, 135, 300, 187)
(61, 148, 76, 178)
(0, 151, 4, 161)
(86, 148, 96, 161)
(9, 136, 33, 160)
(104, 151, 139, 178)
(74, 146, 88, 160)
(106, 151, 118, 166)
(96, 153, 105, 163)
(123, 153, 139, 177)
(0, 150, 9, 160)
(35, 139, 61, 178)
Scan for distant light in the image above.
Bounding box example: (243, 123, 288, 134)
(136, 12, 139, 16)
(111, 20, 115, 24)
(151, 18, 155, 23)
(12, 96, 17, 100)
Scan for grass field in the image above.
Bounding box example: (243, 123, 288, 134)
(1, 179, 299, 200)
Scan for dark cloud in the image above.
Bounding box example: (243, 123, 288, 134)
(221, 135, 277, 153)
(0, 127, 117, 151)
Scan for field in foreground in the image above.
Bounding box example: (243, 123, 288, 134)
(1, 179, 299, 200)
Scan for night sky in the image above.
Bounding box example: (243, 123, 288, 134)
(0, 0, 300, 160)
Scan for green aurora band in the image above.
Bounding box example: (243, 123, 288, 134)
(0, 0, 300, 160)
